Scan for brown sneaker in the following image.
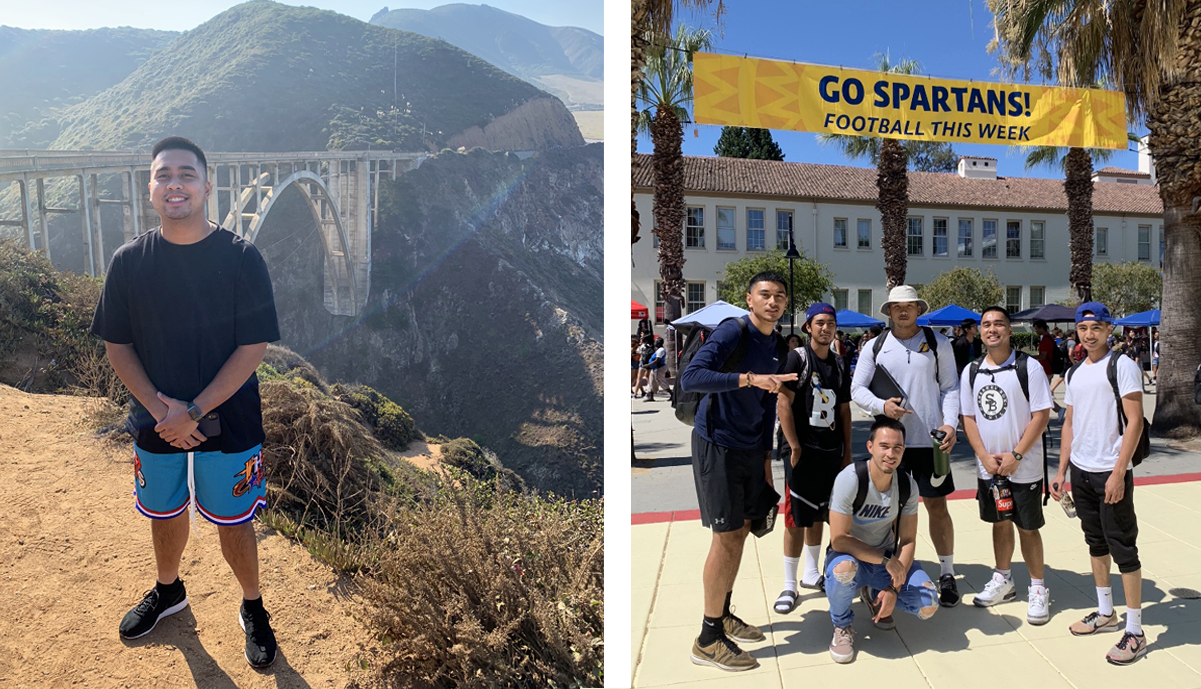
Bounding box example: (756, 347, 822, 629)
(829, 625, 855, 664)
(722, 610, 766, 643)
(1069, 611, 1120, 636)
(1106, 631, 1148, 665)
(859, 586, 895, 630)
(690, 636, 759, 671)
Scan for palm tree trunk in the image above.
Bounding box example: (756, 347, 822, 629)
(1064, 147, 1094, 304)
(600, 0, 648, 468)
(650, 107, 686, 328)
(876, 138, 909, 289)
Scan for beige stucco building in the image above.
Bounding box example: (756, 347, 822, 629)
(632, 152, 1163, 332)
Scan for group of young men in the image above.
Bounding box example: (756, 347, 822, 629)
(680, 273, 1148, 670)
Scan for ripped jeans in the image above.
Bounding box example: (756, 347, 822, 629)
(825, 552, 938, 628)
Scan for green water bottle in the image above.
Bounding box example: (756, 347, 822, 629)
(930, 429, 951, 477)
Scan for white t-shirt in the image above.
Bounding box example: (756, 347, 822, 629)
(959, 350, 1053, 483)
(1064, 352, 1142, 472)
(851, 329, 960, 448)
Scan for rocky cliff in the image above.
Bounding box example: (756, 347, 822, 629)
(447, 97, 585, 152)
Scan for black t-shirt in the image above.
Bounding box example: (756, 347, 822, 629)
(90, 227, 280, 454)
(781, 345, 850, 453)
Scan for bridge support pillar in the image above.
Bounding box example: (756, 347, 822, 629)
(36, 178, 50, 263)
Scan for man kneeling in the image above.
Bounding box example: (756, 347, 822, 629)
(825, 418, 939, 663)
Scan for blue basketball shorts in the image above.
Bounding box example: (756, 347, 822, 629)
(133, 445, 267, 526)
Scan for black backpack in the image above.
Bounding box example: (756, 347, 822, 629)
(848, 459, 911, 555)
(1065, 355, 1151, 467)
(1049, 337, 1068, 375)
(871, 326, 941, 385)
(672, 317, 786, 426)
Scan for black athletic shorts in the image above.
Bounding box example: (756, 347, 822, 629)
(692, 431, 770, 533)
(1070, 463, 1140, 573)
(977, 478, 1045, 531)
(780, 437, 843, 529)
(900, 447, 955, 498)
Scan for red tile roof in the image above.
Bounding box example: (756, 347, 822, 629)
(632, 154, 1163, 215)
(1094, 166, 1151, 178)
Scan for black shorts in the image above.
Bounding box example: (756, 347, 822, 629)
(780, 437, 843, 528)
(692, 431, 770, 533)
(900, 447, 955, 498)
(1070, 464, 1140, 573)
(977, 478, 1045, 531)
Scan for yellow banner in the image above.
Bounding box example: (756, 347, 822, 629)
(693, 53, 1128, 150)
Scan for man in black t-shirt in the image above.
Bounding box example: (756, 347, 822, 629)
(90, 137, 281, 668)
(953, 318, 980, 377)
(773, 303, 853, 615)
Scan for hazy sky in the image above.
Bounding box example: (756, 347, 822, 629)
(3, 0, 603, 35)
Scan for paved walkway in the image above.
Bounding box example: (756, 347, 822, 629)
(631, 384, 1201, 688)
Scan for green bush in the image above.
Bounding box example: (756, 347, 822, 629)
(441, 437, 497, 481)
(331, 383, 419, 450)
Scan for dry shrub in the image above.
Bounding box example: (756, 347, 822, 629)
(262, 343, 330, 392)
(355, 471, 603, 689)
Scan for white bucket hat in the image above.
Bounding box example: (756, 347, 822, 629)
(880, 285, 930, 316)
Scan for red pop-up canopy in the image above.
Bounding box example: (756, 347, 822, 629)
(631, 300, 649, 319)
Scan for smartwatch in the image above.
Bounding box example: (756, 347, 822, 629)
(187, 402, 203, 422)
(1013, 451, 1024, 462)
(882, 548, 894, 565)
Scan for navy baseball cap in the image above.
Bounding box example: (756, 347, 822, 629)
(1075, 302, 1113, 324)
(805, 302, 837, 325)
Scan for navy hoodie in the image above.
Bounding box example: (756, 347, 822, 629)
(679, 316, 782, 451)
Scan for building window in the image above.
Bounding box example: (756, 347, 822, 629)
(1095, 227, 1108, 256)
(686, 281, 706, 313)
(1006, 220, 1021, 258)
(1031, 286, 1045, 307)
(1138, 224, 1151, 261)
(907, 217, 923, 256)
(958, 218, 973, 257)
(1006, 286, 1022, 313)
(1031, 221, 1045, 259)
(983, 219, 998, 258)
(858, 289, 873, 316)
(832, 289, 849, 311)
(717, 207, 736, 250)
(834, 218, 848, 248)
(686, 206, 705, 249)
(776, 210, 793, 250)
(933, 218, 948, 256)
(746, 209, 765, 251)
(858, 219, 872, 249)
(653, 280, 664, 322)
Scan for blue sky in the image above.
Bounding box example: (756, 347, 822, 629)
(637, 0, 1144, 179)
(3, 0, 602, 36)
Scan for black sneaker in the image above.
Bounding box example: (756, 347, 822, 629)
(938, 574, 960, 608)
(119, 580, 189, 639)
(239, 600, 278, 668)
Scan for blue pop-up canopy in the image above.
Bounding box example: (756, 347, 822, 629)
(1114, 309, 1161, 327)
(835, 309, 885, 328)
(917, 304, 982, 327)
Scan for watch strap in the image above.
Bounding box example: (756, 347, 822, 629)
(187, 402, 203, 422)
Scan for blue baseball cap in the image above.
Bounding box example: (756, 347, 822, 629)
(805, 302, 837, 325)
(1075, 302, 1113, 324)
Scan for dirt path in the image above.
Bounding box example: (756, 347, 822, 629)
(0, 384, 378, 688)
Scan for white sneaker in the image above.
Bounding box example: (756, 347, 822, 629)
(1027, 585, 1050, 625)
(973, 572, 1016, 607)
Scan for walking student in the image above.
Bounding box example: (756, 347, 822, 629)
(1051, 302, 1148, 665)
(680, 271, 797, 672)
(90, 137, 281, 667)
(851, 285, 963, 606)
(825, 418, 939, 664)
(960, 307, 1053, 624)
(773, 303, 852, 615)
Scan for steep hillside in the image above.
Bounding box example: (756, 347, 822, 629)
(0, 26, 177, 148)
(369, 4, 603, 111)
(254, 145, 603, 498)
(49, 0, 582, 152)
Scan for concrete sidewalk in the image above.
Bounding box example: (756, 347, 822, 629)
(631, 479, 1201, 688)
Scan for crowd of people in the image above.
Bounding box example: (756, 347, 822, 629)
(674, 273, 1150, 670)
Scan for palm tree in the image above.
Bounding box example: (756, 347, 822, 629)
(635, 25, 712, 327)
(989, 0, 1201, 433)
(818, 54, 923, 288)
(605, 1, 715, 465)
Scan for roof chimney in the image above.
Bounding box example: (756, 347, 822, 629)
(957, 155, 997, 180)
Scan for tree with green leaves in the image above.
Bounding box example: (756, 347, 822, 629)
(635, 25, 712, 327)
(713, 126, 785, 160)
(1092, 261, 1163, 317)
(717, 249, 835, 330)
(917, 266, 1005, 313)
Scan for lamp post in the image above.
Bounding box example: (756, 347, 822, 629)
(786, 232, 801, 335)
